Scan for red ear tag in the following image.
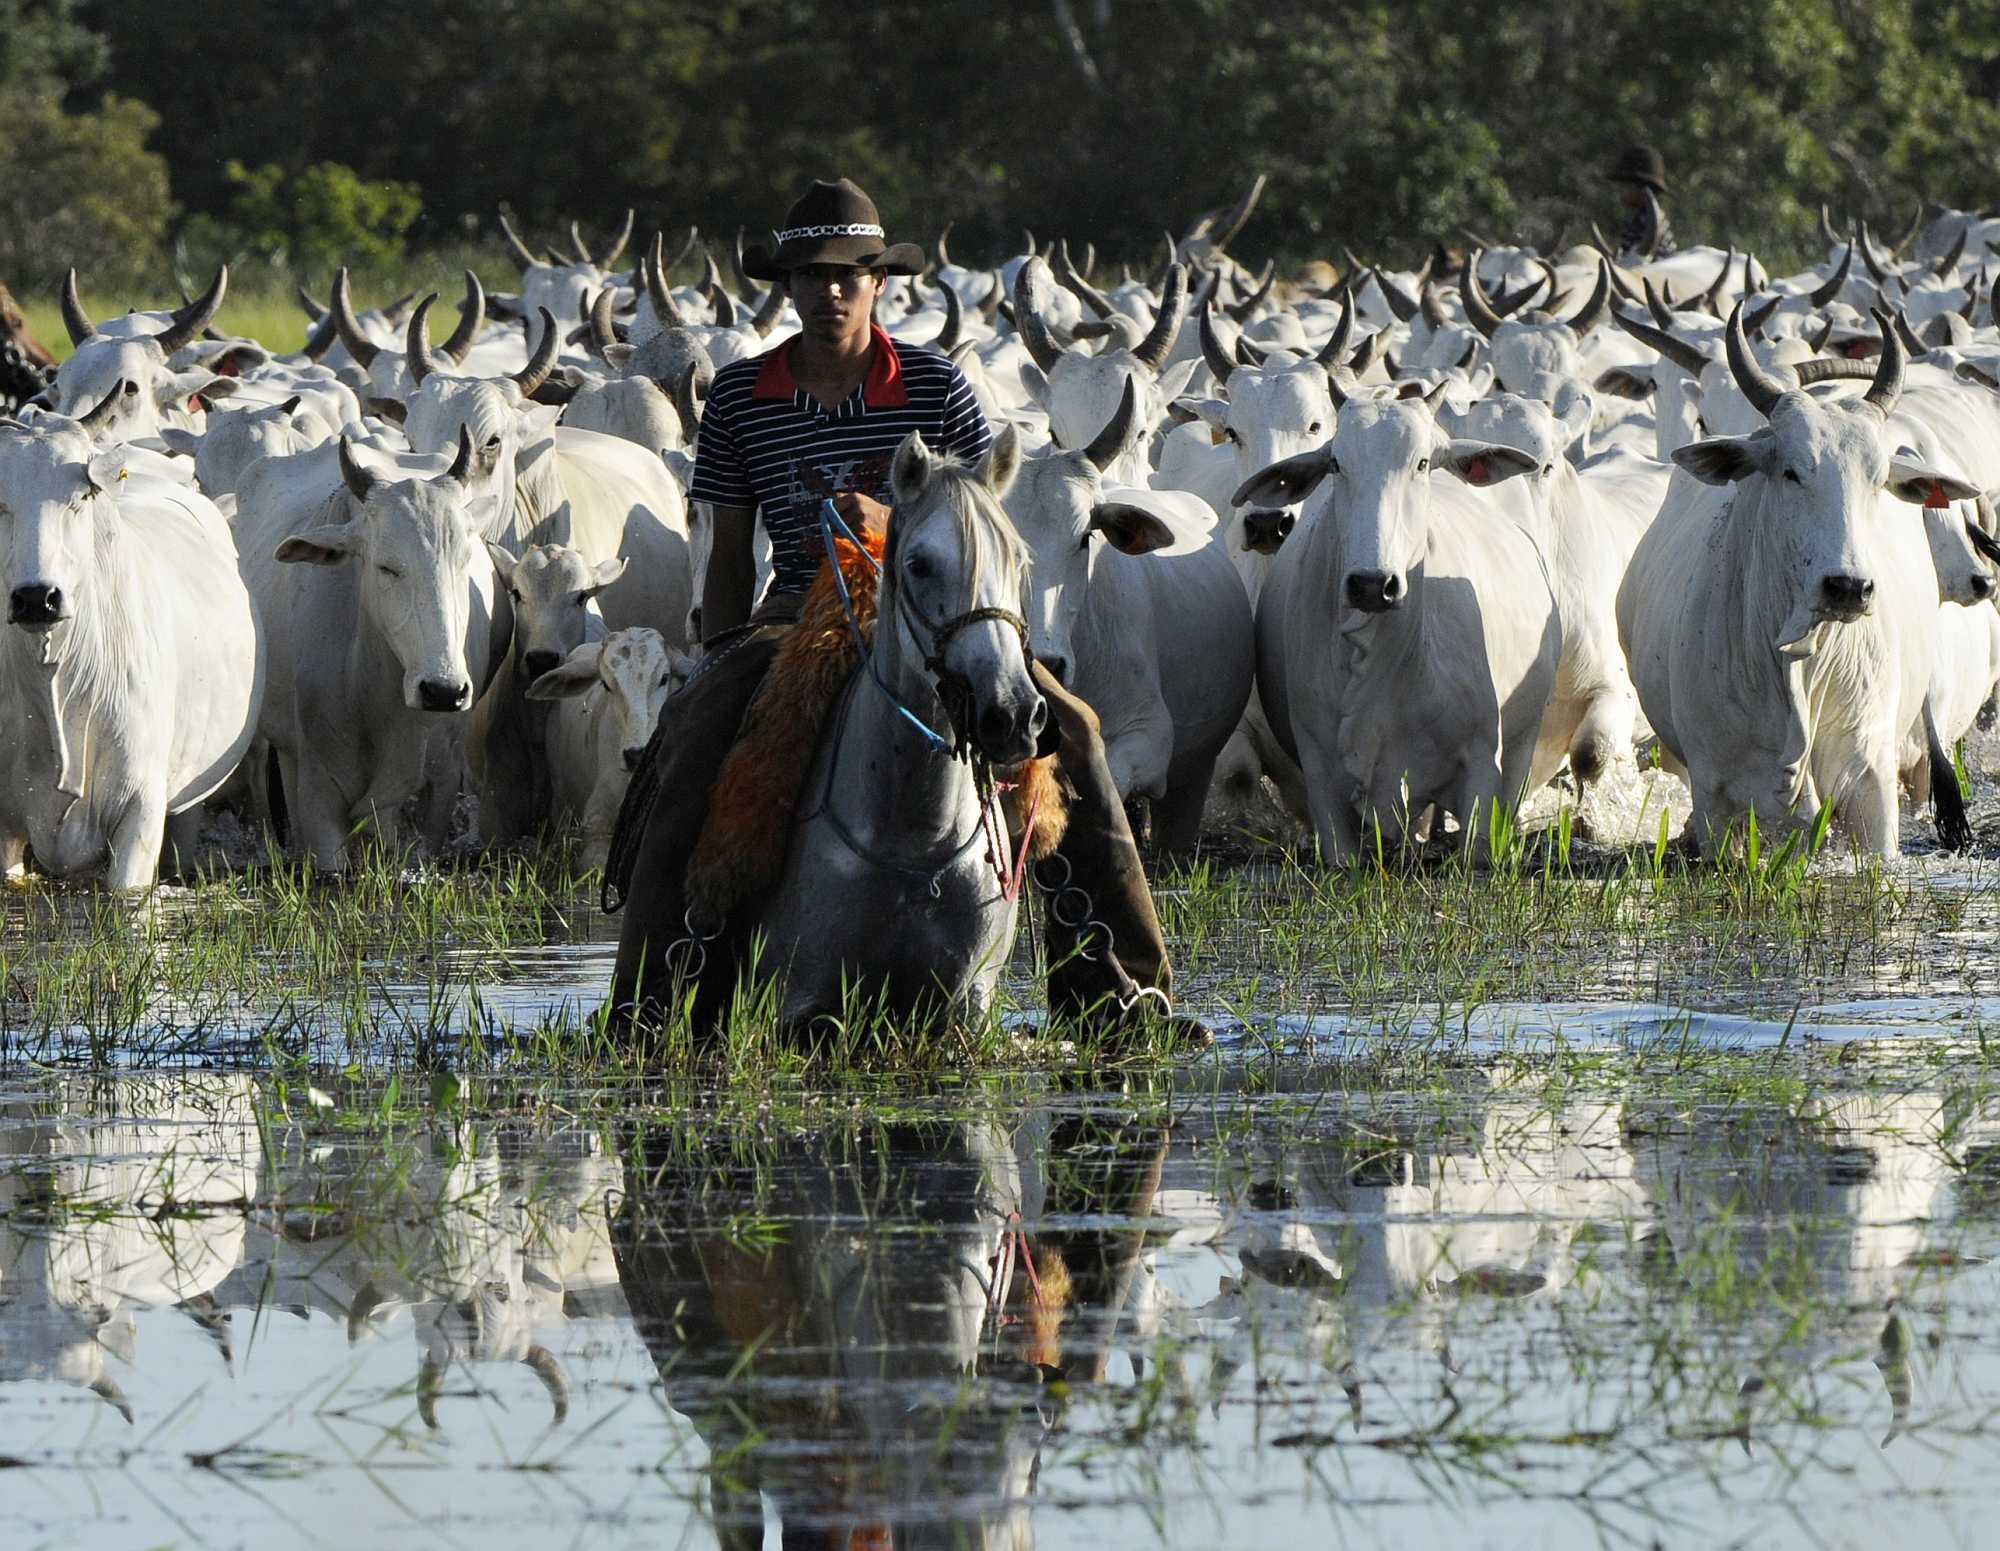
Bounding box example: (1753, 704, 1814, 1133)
(1925, 480, 1950, 509)
(190, 394, 207, 413)
(1466, 456, 1491, 486)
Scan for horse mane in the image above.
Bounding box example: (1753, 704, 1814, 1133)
(882, 448, 1031, 638)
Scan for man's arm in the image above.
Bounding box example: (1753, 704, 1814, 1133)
(698, 502, 757, 639)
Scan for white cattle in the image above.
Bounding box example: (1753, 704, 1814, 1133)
(1617, 310, 1970, 856)
(527, 627, 693, 868)
(499, 207, 634, 335)
(45, 268, 232, 440)
(1459, 252, 1614, 399)
(1244, 387, 1561, 863)
(156, 394, 334, 501)
(1012, 257, 1196, 486)
(250, 432, 504, 868)
(1003, 388, 1255, 854)
(329, 268, 488, 404)
(0, 401, 262, 886)
(468, 542, 624, 845)
(1451, 391, 1669, 786)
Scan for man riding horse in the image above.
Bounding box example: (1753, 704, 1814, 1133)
(605, 178, 1196, 1044)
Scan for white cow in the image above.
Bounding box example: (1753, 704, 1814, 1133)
(45, 268, 232, 441)
(1617, 310, 1969, 856)
(527, 627, 693, 868)
(0, 401, 262, 886)
(1003, 391, 1255, 855)
(1244, 386, 1561, 863)
(251, 432, 505, 868)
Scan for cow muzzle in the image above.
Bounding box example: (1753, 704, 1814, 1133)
(1242, 509, 1297, 554)
(417, 677, 472, 712)
(1817, 572, 1875, 621)
(522, 649, 561, 680)
(1344, 570, 1404, 613)
(622, 746, 646, 771)
(8, 584, 64, 628)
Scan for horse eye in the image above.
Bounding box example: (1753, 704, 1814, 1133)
(907, 553, 934, 580)
(1784, 468, 1803, 484)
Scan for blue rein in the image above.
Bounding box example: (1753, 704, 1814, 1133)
(816, 498, 955, 755)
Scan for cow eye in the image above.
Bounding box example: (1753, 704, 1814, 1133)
(573, 591, 590, 607)
(378, 564, 403, 579)
(1416, 457, 1429, 473)
(1224, 428, 1242, 444)
(1307, 421, 1322, 435)
(508, 586, 522, 601)
(1783, 468, 1803, 484)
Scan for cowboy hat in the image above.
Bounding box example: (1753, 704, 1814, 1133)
(741, 178, 925, 281)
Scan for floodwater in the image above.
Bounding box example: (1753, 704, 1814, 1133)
(4, 1039, 1999, 1550)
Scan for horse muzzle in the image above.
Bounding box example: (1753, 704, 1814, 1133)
(974, 694, 1048, 767)
(8, 584, 65, 629)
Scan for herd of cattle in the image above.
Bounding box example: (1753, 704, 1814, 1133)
(7, 192, 2000, 886)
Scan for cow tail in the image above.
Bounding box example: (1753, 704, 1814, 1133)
(1925, 697, 1973, 853)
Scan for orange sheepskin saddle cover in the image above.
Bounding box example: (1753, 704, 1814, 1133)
(684, 530, 1064, 928)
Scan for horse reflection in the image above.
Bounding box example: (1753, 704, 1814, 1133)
(614, 1106, 1168, 1550)
(0, 1075, 261, 1424)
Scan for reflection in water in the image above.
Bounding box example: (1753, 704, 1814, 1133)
(614, 1105, 1168, 1549)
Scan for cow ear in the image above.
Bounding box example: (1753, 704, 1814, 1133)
(1886, 458, 1981, 507)
(1593, 365, 1655, 400)
(483, 539, 518, 583)
(1155, 357, 1199, 404)
(1440, 441, 1539, 486)
(661, 449, 694, 493)
(1954, 360, 2000, 393)
(981, 423, 1022, 498)
(364, 396, 408, 425)
(160, 371, 227, 408)
(1089, 501, 1176, 554)
(1233, 448, 1332, 509)
(1672, 433, 1774, 485)
(84, 445, 129, 492)
(157, 427, 200, 457)
(586, 556, 629, 593)
(276, 523, 361, 565)
(523, 403, 563, 439)
(524, 643, 603, 700)
(891, 431, 936, 505)
(1180, 397, 1231, 431)
(603, 342, 637, 371)
(462, 494, 502, 535)
(1018, 362, 1051, 408)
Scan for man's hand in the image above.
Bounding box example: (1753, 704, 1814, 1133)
(833, 489, 891, 537)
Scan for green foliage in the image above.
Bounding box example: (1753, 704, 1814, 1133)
(178, 160, 425, 276)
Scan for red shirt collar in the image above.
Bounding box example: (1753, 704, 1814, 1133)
(752, 324, 908, 409)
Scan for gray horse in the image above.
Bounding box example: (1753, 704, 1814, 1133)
(609, 428, 1047, 1037)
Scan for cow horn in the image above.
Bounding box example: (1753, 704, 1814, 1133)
(645, 235, 685, 324)
(1614, 306, 1713, 377)
(418, 1354, 445, 1430)
(1564, 258, 1613, 334)
(1418, 280, 1449, 331)
(931, 277, 962, 352)
(1462, 226, 1498, 252)
(1234, 333, 1268, 367)
(1809, 236, 1855, 307)
(1198, 298, 1237, 382)
(338, 437, 378, 502)
(1011, 257, 1065, 374)
(1461, 251, 1503, 338)
(1227, 259, 1276, 323)
(1054, 238, 1116, 320)
(330, 269, 380, 369)
(513, 309, 560, 397)
(1313, 286, 1356, 369)
(278, 394, 302, 416)
(1376, 268, 1421, 324)
(1726, 299, 1788, 418)
(667, 225, 699, 271)
(76, 379, 122, 431)
(1791, 357, 1880, 386)
(1326, 368, 1348, 410)
(154, 267, 226, 356)
(1821, 203, 1843, 249)
(1082, 374, 1141, 473)
(600, 208, 634, 271)
(708, 278, 739, 328)
(569, 219, 595, 266)
(1857, 222, 1892, 284)
(1492, 269, 1550, 319)
(300, 305, 340, 362)
(1965, 270, 1985, 320)
(978, 272, 1003, 323)
(1810, 315, 1834, 353)
(1936, 222, 1968, 278)
(522, 1346, 571, 1427)
(673, 360, 703, 434)
(749, 280, 786, 339)
(445, 423, 475, 483)
(441, 271, 485, 364)
(935, 222, 954, 269)
(405, 293, 440, 384)
(1864, 307, 1905, 414)
(59, 269, 97, 345)
(1210, 175, 1266, 253)
(296, 283, 327, 322)
(1701, 248, 1736, 309)
(1591, 220, 1618, 258)
(586, 287, 618, 356)
(1131, 262, 1187, 374)
(498, 211, 541, 271)
(1892, 307, 1924, 357)
(1640, 190, 1666, 261)
(1646, 277, 1678, 329)
(1888, 202, 1925, 256)
(1347, 329, 1383, 378)
(89, 1376, 134, 1425)
(1744, 293, 1784, 337)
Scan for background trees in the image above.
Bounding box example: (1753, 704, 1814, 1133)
(5, 0, 2000, 293)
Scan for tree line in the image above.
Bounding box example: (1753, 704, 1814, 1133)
(7, 0, 2000, 294)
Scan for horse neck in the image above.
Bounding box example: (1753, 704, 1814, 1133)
(827, 582, 980, 850)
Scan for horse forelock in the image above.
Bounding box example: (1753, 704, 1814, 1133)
(888, 455, 1030, 618)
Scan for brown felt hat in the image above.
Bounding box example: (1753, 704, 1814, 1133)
(741, 178, 925, 281)
(1607, 144, 1668, 193)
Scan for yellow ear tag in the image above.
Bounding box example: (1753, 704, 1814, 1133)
(1209, 426, 1227, 447)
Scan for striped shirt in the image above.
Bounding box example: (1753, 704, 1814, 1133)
(690, 324, 992, 595)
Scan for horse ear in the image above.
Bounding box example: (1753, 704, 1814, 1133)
(891, 431, 935, 506)
(981, 424, 1021, 497)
